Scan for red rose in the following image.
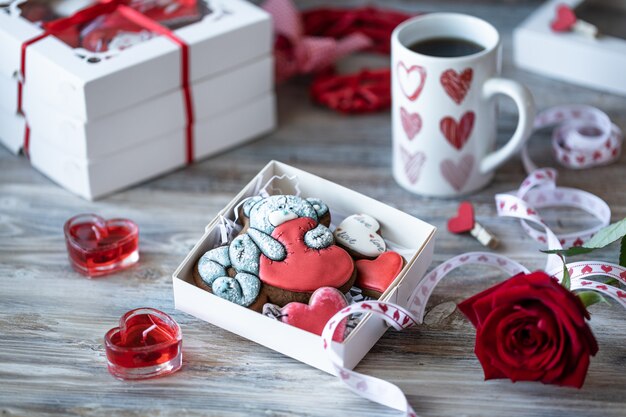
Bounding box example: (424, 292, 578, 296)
(458, 271, 598, 388)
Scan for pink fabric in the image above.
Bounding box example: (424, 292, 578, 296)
(262, 0, 371, 82)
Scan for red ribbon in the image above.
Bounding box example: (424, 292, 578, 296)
(18, 0, 195, 163)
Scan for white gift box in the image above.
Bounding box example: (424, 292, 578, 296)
(0, 0, 272, 120)
(0, 109, 25, 154)
(29, 93, 276, 200)
(23, 55, 272, 159)
(513, 0, 626, 96)
(172, 161, 437, 374)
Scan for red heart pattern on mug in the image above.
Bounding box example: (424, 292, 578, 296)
(279, 287, 348, 342)
(440, 111, 475, 150)
(397, 61, 427, 101)
(440, 68, 473, 104)
(400, 107, 422, 140)
(400, 146, 426, 185)
(440, 154, 474, 192)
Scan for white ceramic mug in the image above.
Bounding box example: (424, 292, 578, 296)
(391, 13, 535, 197)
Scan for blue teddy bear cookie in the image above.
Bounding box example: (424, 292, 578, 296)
(193, 195, 356, 311)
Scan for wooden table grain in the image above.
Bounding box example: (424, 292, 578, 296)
(1, 1, 625, 416)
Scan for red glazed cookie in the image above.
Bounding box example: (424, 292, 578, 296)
(259, 217, 356, 306)
(355, 251, 405, 298)
(195, 195, 355, 309)
(278, 287, 349, 341)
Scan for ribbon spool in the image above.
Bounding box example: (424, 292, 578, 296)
(321, 106, 625, 416)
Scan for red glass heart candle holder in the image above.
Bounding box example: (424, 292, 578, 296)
(105, 308, 183, 380)
(64, 214, 139, 277)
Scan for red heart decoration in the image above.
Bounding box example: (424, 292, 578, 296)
(280, 287, 348, 341)
(400, 107, 422, 140)
(64, 214, 139, 277)
(581, 265, 593, 274)
(551, 4, 577, 32)
(447, 201, 475, 234)
(440, 68, 473, 104)
(617, 290, 626, 299)
(601, 265, 613, 273)
(104, 308, 182, 377)
(259, 217, 354, 292)
(355, 251, 405, 295)
(440, 111, 475, 150)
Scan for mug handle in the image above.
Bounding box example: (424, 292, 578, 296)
(480, 78, 536, 174)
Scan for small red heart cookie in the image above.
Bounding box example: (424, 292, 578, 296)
(355, 251, 405, 298)
(279, 287, 349, 341)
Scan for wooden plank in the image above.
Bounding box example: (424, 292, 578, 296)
(1, 1, 625, 416)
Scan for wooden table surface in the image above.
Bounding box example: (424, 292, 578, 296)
(1, 1, 625, 416)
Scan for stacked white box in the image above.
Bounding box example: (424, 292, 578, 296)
(0, 0, 276, 199)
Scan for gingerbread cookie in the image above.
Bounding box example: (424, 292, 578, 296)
(355, 251, 405, 298)
(265, 287, 349, 341)
(195, 195, 356, 309)
(334, 214, 386, 259)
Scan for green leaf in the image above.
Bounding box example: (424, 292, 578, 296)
(585, 217, 626, 249)
(577, 291, 610, 308)
(542, 247, 595, 257)
(541, 217, 626, 258)
(604, 278, 621, 288)
(560, 254, 570, 291)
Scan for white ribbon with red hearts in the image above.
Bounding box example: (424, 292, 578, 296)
(321, 106, 624, 416)
(522, 105, 622, 172)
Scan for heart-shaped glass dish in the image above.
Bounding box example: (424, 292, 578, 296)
(104, 308, 182, 380)
(64, 213, 139, 277)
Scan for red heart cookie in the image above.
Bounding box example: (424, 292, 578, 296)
(259, 217, 355, 292)
(280, 287, 348, 341)
(447, 201, 475, 234)
(356, 251, 405, 297)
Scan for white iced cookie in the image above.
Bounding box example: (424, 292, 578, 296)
(334, 214, 386, 259)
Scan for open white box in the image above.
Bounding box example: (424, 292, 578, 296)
(172, 161, 437, 374)
(29, 93, 276, 200)
(513, 0, 626, 96)
(0, 0, 271, 120)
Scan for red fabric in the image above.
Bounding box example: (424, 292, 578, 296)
(310, 68, 391, 114)
(263, 0, 412, 114)
(458, 271, 598, 388)
(20, 0, 195, 163)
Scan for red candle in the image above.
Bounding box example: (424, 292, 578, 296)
(64, 214, 139, 277)
(105, 308, 182, 380)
